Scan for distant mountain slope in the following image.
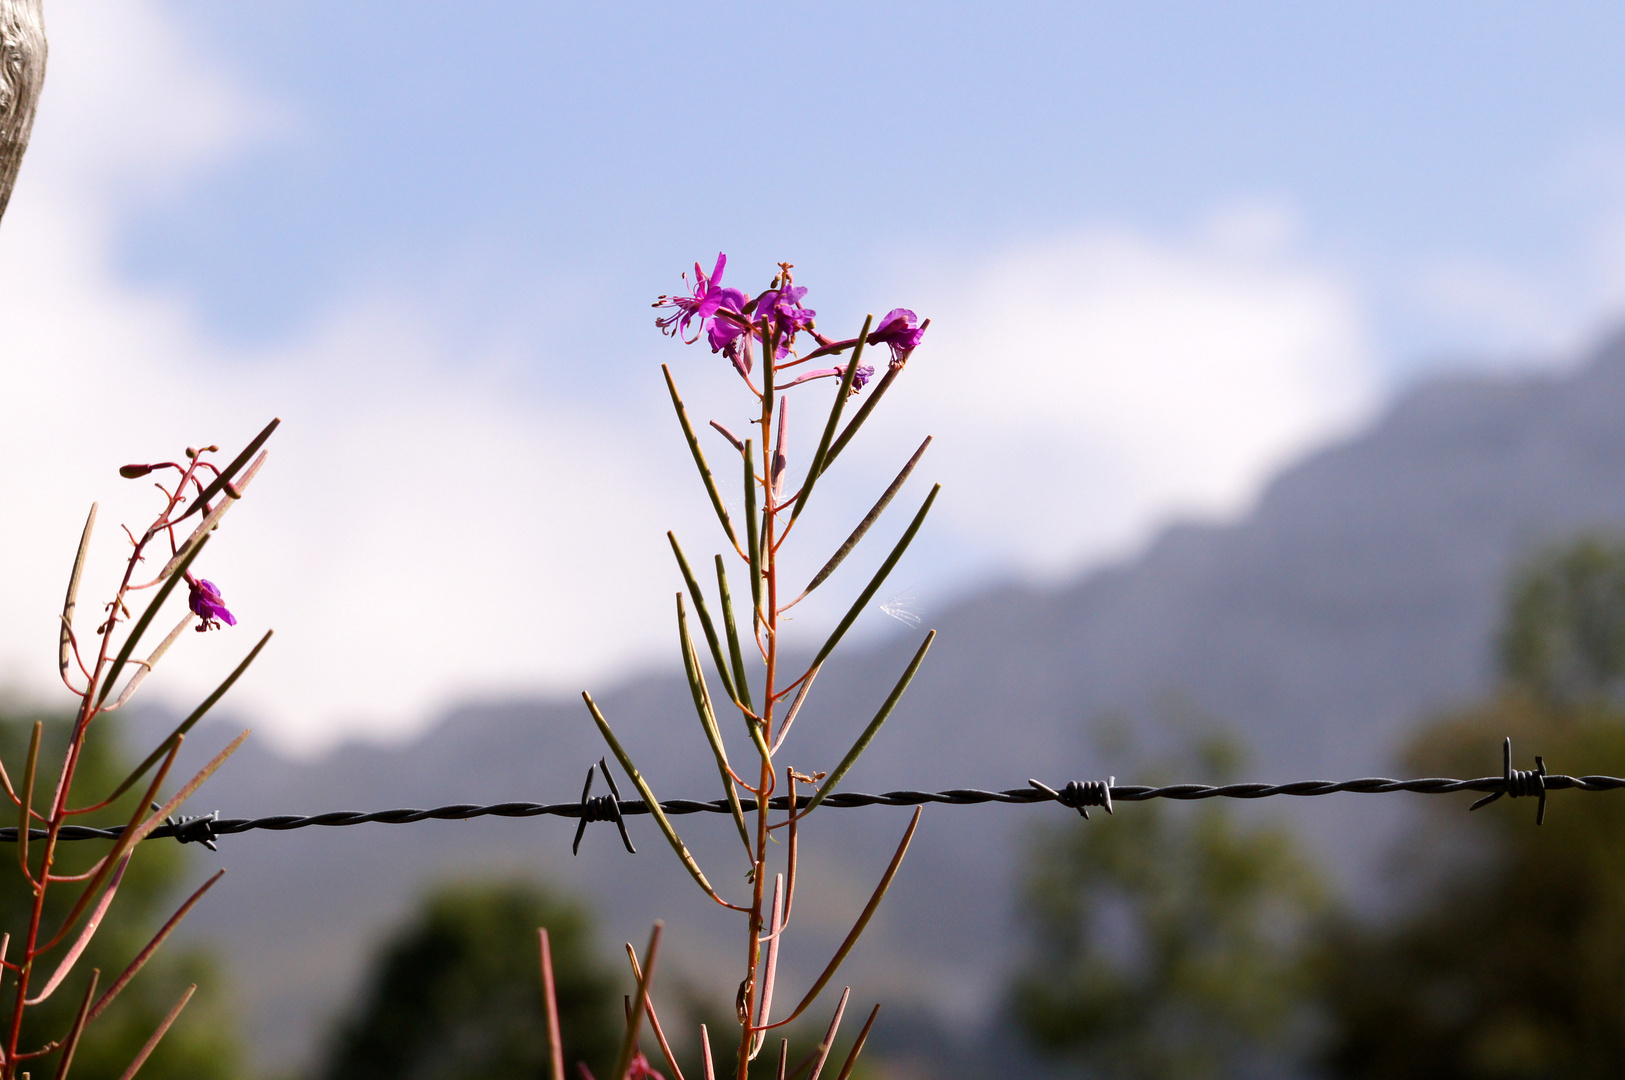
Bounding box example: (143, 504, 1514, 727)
(165, 330, 1625, 1072)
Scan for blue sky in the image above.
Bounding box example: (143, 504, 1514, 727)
(131, 2, 1625, 368)
(3, 2, 1625, 749)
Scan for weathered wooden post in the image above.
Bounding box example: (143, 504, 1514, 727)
(0, 0, 45, 228)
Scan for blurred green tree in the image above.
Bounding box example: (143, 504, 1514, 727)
(1009, 732, 1327, 1080)
(1499, 534, 1625, 703)
(317, 879, 620, 1080)
(1319, 533, 1625, 1078)
(0, 710, 242, 1080)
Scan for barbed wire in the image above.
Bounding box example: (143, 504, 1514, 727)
(3, 738, 1616, 846)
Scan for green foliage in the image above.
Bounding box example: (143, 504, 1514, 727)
(317, 879, 620, 1080)
(1319, 533, 1625, 1078)
(0, 710, 241, 1080)
(1009, 733, 1326, 1080)
(1499, 533, 1625, 703)
(1012, 536, 1625, 1079)
(1318, 696, 1625, 1078)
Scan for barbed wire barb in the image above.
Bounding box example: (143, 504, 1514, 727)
(1028, 778, 1113, 819)
(572, 758, 636, 855)
(1469, 737, 1549, 824)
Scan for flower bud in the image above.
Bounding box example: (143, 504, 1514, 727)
(119, 464, 154, 479)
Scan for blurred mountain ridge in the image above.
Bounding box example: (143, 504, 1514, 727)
(148, 326, 1625, 1072)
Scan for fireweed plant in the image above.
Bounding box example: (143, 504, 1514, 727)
(0, 421, 278, 1079)
(561, 256, 935, 1080)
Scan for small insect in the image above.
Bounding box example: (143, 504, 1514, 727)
(880, 589, 922, 629)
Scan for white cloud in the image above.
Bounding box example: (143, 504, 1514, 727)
(0, 2, 703, 753)
(33, 1, 281, 201)
(884, 208, 1378, 575)
(0, 4, 1384, 753)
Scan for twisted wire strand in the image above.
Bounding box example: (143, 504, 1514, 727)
(8, 770, 1625, 844)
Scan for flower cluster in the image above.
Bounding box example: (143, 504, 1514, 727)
(654, 254, 926, 391)
(22, 425, 274, 1080)
(605, 253, 939, 1080)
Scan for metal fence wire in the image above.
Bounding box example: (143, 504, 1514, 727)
(2, 737, 1616, 849)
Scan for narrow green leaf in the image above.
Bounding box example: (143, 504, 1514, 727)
(29, 857, 128, 1005)
(582, 693, 724, 904)
(104, 615, 191, 712)
(18, 721, 38, 877)
(803, 631, 935, 817)
(762, 318, 777, 404)
(110, 984, 195, 1080)
(745, 438, 763, 626)
(178, 417, 280, 521)
(770, 810, 920, 1029)
(662, 366, 740, 551)
(612, 923, 662, 1080)
(88, 870, 223, 1024)
(51, 967, 98, 1080)
(795, 988, 850, 1080)
(716, 557, 754, 714)
(791, 316, 872, 523)
(807, 484, 939, 673)
(98, 537, 209, 706)
(105, 630, 273, 803)
(821, 365, 901, 473)
(60, 503, 97, 680)
(833, 1005, 882, 1080)
(666, 533, 738, 706)
(677, 594, 751, 854)
(800, 437, 931, 600)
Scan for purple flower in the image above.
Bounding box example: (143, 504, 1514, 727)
(187, 577, 237, 631)
(706, 307, 751, 361)
(868, 308, 927, 364)
(653, 253, 748, 345)
(754, 284, 816, 358)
